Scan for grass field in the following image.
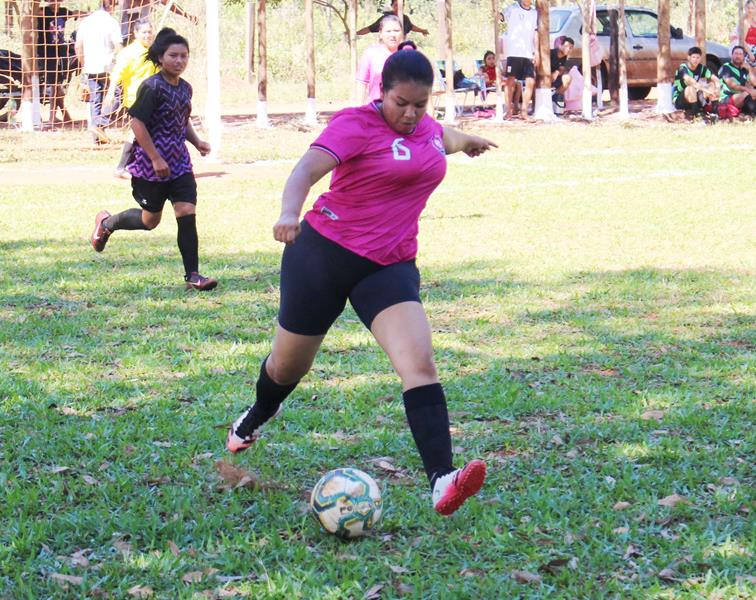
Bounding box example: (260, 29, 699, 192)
(0, 119, 754, 599)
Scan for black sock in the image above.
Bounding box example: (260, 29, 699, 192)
(235, 357, 299, 437)
(176, 214, 199, 277)
(103, 208, 148, 231)
(403, 383, 454, 489)
(116, 141, 133, 171)
(744, 96, 756, 116)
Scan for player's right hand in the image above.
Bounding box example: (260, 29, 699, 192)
(273, 213, 301, 244)
(152, 157, 170, 178)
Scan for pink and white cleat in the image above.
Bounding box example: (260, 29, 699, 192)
(225, 406, 281, 453)
(432, 460, 486, 516)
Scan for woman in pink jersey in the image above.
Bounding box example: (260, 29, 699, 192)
(356, 14, 403, 104)
(227, 50, 497, 517)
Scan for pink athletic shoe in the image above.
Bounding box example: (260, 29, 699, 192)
(432, 460, 486, 516)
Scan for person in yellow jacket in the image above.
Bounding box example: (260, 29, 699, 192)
(103, 18, 157, 178)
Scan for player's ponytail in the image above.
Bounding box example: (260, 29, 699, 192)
(381, 49, 434, 92)
(147, 28, 190, 67)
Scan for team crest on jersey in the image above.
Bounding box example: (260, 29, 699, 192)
(431, 134, 445, 155)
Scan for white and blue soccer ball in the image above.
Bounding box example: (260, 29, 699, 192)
(310, 468, 383, 539)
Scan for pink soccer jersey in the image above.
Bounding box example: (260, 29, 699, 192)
(356, 44, 392, 101)
(305, 103, 447, 266)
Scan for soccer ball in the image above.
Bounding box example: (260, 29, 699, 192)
(310, 468, 383, 539)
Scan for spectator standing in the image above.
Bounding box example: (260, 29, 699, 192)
(103, 19, 158, 177)
(76, 0, 122, 144)
(501, 0, 537, 119)
(356, 14, 403, 104)
(356, 0, 429, 37)
(673, 46, 720, 113)
(119, 0, 197, 44)
(718, 46, 756, 115)
(37, 0, 87, 127)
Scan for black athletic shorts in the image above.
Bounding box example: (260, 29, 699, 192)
(278, 221, 422, 335)
(506, 56, 535, 80)
(131, 172, 197, 213)
(674, 95, 698, 111)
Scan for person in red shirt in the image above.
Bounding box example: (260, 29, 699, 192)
(226, 50, 497, 517)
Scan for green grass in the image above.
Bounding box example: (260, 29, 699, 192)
(0, 120, 754, 599)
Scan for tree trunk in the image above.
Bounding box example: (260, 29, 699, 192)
(581, 1, 592, 119)
(618, 0, 629, 117)
(687, 0, 693, 36)
(349, 0, 357, 104)
(533, 0, 556, 120)
(246, 1, 255, 83)
(305, 0, 316, 123)
(256, 0, 269, 126)
(738, 0, 744, 45)
(656, 0, 674, 113)
(695, 0, 705, 59)
(439, 0, 455, 123)
(20, 0, 39, 131)
(491, 0, 504, 120)
(396, 0, 403, 35)
(609, 8, 619, 102)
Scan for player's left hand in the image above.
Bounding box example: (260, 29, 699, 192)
(463, 135, 498, 158)
(197, 141, 211, 156)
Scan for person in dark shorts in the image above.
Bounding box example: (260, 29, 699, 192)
(718, 46, 756, 115)
(672, 46, 720, 113)
(550, 36, 574, 99)
(36, 0, 87, 126)
(89, 28, 217, 291)
(226, 50, 497, 517)
(502, 0, 537, 119)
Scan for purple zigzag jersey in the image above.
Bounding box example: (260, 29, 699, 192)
(127, 74, 193, 182)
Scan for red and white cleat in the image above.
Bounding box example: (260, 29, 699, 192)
(432, 460, 486, 516)
(225, 405, 281, 453)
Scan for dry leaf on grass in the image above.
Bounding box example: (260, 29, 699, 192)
(512, 570, 542, 584)
(50, 573, 84, 586)
(719, 477, 739, 486)
(51, 466, 72, 474)
(623, 544, 642, 560)
(113, 540, 132, 554)
(168, 540, 180, 557)
(550, 434, 564, 446)
(538, 558, 571, 575)
(658, 567, 680, 581)
(658, 494, 691, 508)
(182, 571, 204, 584)
(215, 461, 269, 491)
(127, 585, 154, 598)
(613, 501, 632, 511)
(363, 583, 384, 599)
(394, 582, 414, 595)
(82, 475, 98, 485)
(459, 568, 483, 577)
(66, 549, 90, 567)
(565, 448, 579, 459)
(217, 588, 250, 598)
(613, 527, 630, 534)
(389, 565, 408, 574)
(641, 410, 666, 421)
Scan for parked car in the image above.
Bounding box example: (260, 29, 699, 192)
(549, 5, 731, 99)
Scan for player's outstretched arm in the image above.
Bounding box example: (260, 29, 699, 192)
(273, 149, 338, 244)
(442, 127, 498, 157)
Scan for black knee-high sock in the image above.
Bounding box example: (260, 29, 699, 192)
(103, 208, 148, 231)
(403, 383, 454, 489)
(116, 141, 133, 171)
(176, 214, 198, 277)
(235, 357, 299, 437)
(744, 96, 756, 116)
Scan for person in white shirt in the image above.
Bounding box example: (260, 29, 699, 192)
(501, 0, 537, 119)
(75, 0, 122, 144)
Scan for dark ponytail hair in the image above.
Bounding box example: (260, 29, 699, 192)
(381, 49, 434, 92)
(147, 27, 189, 66)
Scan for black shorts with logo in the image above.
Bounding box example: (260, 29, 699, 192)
(131, 172, 197, 213)
(506, 56, 535, 80)
(278, 220, 422, 335)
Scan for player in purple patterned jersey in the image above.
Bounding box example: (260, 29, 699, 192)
(89, 28, 217, 291)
